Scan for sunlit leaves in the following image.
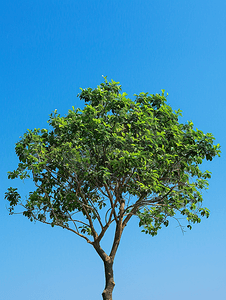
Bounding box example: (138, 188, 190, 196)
(5, 78, 220, 238)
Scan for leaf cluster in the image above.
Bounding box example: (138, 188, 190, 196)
(5, 78, 220, 239)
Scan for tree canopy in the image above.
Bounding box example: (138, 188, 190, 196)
(5, 78, 220, 300)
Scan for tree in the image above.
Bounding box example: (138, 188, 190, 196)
(5, 78, 220, 300)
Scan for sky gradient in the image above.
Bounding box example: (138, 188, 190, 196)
(1, 1, 226, 299)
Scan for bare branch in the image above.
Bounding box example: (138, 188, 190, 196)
(75, 178, 98, 240)
(109, 199, 125, 260)
(104, 183, 118, 222)
(69, 218, 90, 227)
(35, 216, 93, 244)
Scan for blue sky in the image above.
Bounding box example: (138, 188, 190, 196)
(0, 1, 225, 299)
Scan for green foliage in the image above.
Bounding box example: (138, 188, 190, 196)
(5, 78, 220, 238)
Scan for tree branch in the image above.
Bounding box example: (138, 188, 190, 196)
(109, 198, 125, 260)
(104, 183, 118, 222)
(76, 179, 99, 240)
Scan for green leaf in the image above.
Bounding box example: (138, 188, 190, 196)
(5, 77, 220, 240)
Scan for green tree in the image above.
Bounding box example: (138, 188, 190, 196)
(5, 78, 220, 300)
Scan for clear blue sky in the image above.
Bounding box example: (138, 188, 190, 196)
(1, 1, 225, 299)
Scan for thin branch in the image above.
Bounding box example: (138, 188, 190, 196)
(122, 193, 146, 229)
(75, 178, 98, 240)
(104, 183, 118, 222)
(172, 216, 186, 234)
(33, 215, 93, 244)
(69, 218, 90, 227)
(123, 184, 177, 223)
(17, 200, 93, 244)
(105, 207, 112, 224)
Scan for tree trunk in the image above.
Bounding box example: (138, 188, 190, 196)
(102, 259, 115, 300)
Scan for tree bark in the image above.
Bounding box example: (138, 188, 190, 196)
(102, 259, 115, 300)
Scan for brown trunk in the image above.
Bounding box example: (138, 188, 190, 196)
(93, 198, 125, 300)
(102, 259, 115, 300)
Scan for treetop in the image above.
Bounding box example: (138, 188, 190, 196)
(5, 78, 220, 240)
